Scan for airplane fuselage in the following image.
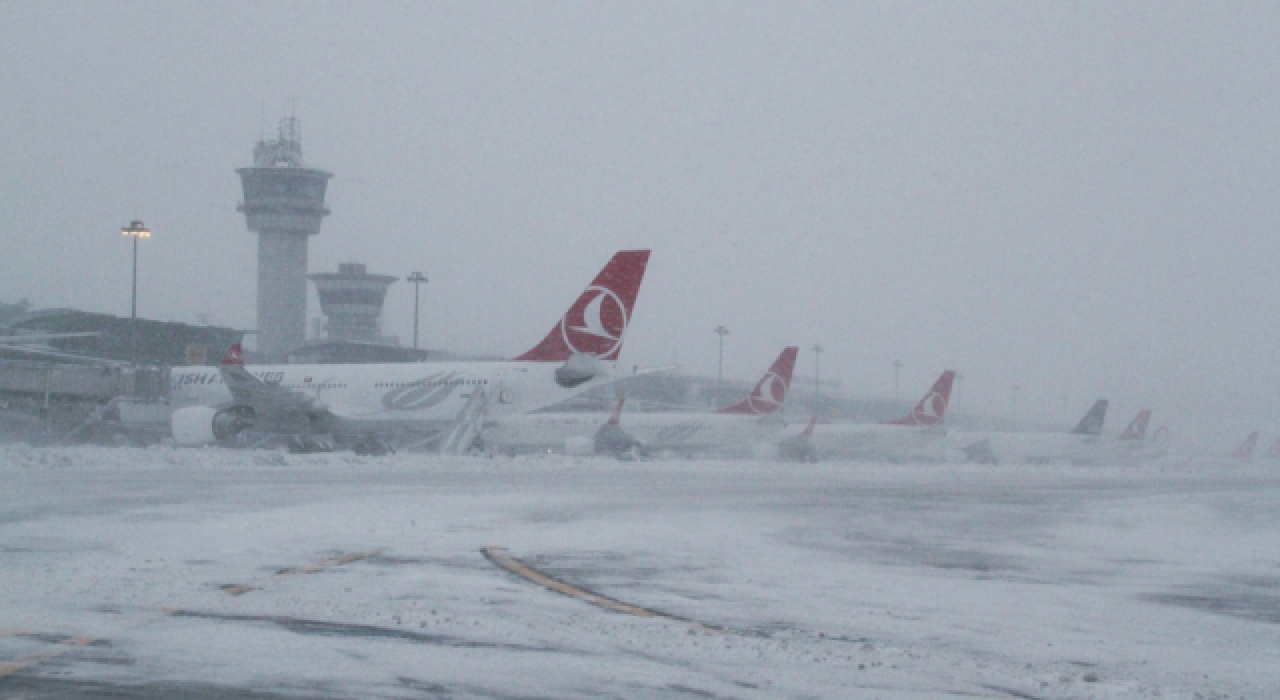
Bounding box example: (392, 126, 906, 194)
(169, 361, 616, 437)
(481, 411, 787, 454)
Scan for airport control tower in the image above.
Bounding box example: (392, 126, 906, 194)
(308, 263, 398, 343)
(236, 116, 333, 359)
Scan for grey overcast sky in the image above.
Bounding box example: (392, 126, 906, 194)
(3, 1, 1280, 447)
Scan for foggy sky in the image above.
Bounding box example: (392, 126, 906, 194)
(4, 1, 1280, 448)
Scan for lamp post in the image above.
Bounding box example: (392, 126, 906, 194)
(812, 344, 824, 413)
(892, 359, 903, 401)
(406, 271, 428, 352)
(713, 326, 729, 409)
(121, 220, 151, 369)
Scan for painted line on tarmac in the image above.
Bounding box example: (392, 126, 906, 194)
(0, 635, 96, 679)
(481, 546, 729, 634)
(220, 549, 385, 596)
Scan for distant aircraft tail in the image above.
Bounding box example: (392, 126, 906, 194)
(514, 250, 651, 362)
(221, 343, 245, 366)
(1263, 437, 1280, 459)
(889, 370, 956, 427)
(1117, 409, 1151, 441)
(718, 347, 800, 416)
(1070, 399, 1109, 436)
(1231, 431, 1259, 460)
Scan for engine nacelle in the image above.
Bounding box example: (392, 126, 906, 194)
(171, 405, 251, 446)
(564, 435, 595, 456)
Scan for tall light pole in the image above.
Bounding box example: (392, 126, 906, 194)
(406, 271, 428, 352)
(892, 359, 903, 401)
(812, 344, 824, 413)
(713, 326, 729, 409)
(121, 220, 151, 369)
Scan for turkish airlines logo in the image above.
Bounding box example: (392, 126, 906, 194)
(382, 371, 459, 411)
(747, 371, 789, 414)
(560, 286, 628, 358)
(915, 390, 946, 422)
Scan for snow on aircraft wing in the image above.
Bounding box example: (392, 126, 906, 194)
(218, 345, 326, 415)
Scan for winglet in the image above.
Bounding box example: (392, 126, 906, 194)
(607, 394, 626, 426)
(1231, 431, 1259, 460)
(1118, 410, 1151, 441)
(221, 344, 245, 366)
(888, 370, 956, 426)
(718, 347, 800, 415)
(514, 250, 651, 362)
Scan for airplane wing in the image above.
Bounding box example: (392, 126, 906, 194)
(219, 362, 327, 415)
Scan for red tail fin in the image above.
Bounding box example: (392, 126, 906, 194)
(889, 370, 956, 426)
(1118, 410, 1151, 441)
(1264, 437, 1280, 459)
(718, 347, 800, 415)
(221, 343, 244, 366)
(1231, 431, 1259, 460)
(514, 250, 651, 362)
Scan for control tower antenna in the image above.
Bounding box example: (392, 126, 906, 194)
(237, 114, 333, 360)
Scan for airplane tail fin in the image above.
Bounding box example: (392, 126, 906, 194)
(1070, 399, 1109, 435)
(1117, 410, 1151, 441)
(889, 370, 956, 426)
(221, 344, 245, 366)
(514, 251, 651, 363)
(802, 414, 818, 437)
(718, 347, 800, 415)
(607, 392, 626, 426)
(1264, 437, 1280, 459)
(1231, 431, 1259, 460)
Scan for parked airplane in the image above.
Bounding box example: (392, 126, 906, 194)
(770, 370, 957, 462)
(479, 346, 800, 456)
(1263, 436, 1280, 459)
(951, 399, 1109, 465)
(168, 250, 651, 450)
(1230, 431, 1259, 461)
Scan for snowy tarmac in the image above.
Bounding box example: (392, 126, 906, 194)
(1, 446, 1277, 698)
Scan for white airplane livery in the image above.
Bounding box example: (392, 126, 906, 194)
(949, 399, 1110, 465)
(770, 370, 957, 462)
(167, 250, 651, 449)
(479, 346, 800, 456)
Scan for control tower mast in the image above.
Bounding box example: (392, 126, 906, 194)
(236, 116, 333, 360)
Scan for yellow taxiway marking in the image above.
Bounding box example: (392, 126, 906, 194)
(0, 635, 95, 679)
(220, 549, 384, 595)
(482, 546, 728, 634)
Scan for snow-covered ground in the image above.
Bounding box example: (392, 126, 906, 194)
(1, 446, 1276, 699)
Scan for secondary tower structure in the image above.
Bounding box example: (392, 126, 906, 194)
(308, 263, 398, 344)
(237, 116, 332, 360)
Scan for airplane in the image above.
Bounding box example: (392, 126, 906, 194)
(950, 399, 1109, 465)
(1263, 436, 1280, 460)
(478, 346, 800, 456)
(1230, 430, 1259, 462)
(167, 250, 651, 451)
(767, 370, 958, 462)
(1104, 409, 1167, 462)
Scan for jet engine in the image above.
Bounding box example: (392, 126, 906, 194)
(171, 405, 252, 446)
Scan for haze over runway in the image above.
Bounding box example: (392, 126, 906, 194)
(3, 3, 1279, 445)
